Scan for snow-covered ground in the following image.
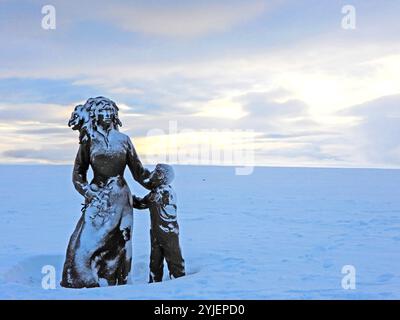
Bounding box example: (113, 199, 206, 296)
(0, 165, 399, 299)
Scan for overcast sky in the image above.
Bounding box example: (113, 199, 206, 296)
(0, 0, 400, 168)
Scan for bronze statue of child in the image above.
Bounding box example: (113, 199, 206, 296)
(132, 164, 186, 283)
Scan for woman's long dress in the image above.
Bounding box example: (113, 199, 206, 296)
(60, 128, 149, 288)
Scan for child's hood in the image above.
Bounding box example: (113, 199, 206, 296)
(157, 164, 175, 185)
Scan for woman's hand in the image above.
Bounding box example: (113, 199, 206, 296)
(83, 185, 100, 202)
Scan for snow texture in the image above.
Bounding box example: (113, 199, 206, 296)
(0, 165, 399, 299)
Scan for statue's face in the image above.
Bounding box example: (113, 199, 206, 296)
(148, 166, 165, 187)
(96, 103, 114, 127)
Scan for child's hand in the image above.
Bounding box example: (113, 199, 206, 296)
(131, 195, 142, 208)
(131, 195, 149, 210)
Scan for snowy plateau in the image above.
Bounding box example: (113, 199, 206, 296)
(0, 165, 399, 299)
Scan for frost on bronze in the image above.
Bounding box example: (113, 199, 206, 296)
(61, 97, 150, 288)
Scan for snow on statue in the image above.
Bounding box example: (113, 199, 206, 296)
(61, 97, 150, 288)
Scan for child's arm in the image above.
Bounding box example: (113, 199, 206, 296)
(131, 193, 152, 209)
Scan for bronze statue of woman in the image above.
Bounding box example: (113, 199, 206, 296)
(61, 97, 150, 288)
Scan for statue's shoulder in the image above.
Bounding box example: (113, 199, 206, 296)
(119, 131, 132, 144)
(112, 131, 136, 149)
(118, 131, 129, 139)
(109, 129, 128, 141)
(116, 131, 135, 143)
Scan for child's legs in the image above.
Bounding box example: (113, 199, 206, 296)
(163, 235, 186, 279)
(149, 229, 164, 283)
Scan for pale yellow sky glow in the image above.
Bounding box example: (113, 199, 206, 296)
(194, 98, 248, 120)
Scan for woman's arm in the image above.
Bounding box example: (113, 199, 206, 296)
(72, 142, 90, 197)
(127, 137, 151, 187)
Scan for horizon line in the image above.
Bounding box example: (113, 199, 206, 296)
(0, 163, 399, 171)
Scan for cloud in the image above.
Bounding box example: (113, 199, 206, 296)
(256, 143, 345, 163)
(232, 91, 313, 132)
(339, 94, 400, 166)
(4, 0, 269, 39)
(0, 102, 71, 123)
(0, 78, 99, 105)
(95, 0, 268, 37)
(2, 145, 74, 163)
(15, 127, 68, 135)
(238, 92, 307, 117)
(260, 131, 335, 140)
